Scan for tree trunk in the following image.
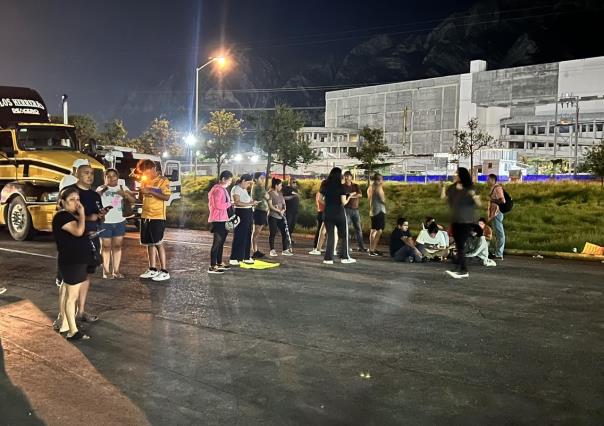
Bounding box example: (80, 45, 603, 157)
(265, 154, 272, 189)
(216, 160, 221, 180)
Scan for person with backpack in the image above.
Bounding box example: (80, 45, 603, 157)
(487, 174, 507, 261)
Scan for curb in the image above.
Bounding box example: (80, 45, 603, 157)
(505, 249, 604, 262)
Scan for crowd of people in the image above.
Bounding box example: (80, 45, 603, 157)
(20, 160, 506, 341)
(206, 166, 508, 278)
(50, 158, 172, 340)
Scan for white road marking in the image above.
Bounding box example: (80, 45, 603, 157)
(0, 247, 56, 259)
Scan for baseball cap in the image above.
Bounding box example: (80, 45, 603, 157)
(72, 158, 90, 169)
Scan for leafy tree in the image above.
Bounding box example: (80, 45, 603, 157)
(202, 110, 243, 178)
(347, 126, 393, 179)
(256, 105, 312, 186)
(584, 140, 604, 187)
(130, 117, 182, 156)
(51, 115, 99, 145)
(451, 117, 495, 179)
(100, 119, 127, 146)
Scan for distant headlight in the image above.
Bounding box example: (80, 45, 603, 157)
(41, 191, 59, 202)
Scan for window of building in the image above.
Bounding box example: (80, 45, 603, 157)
(537, 126, 546, 135)
(597, 123, 603, 132)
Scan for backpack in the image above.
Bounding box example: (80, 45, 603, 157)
(493, 185, 513, 214)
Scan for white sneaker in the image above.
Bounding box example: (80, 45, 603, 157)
(229, 259, 240, 266)
(0, 287, 6, 295)
(323, 260, 334, 265)
(152, 271, 171, 281)
(341, 258, 357, 264)
(243, 259, 255, 264)
(445, 270, 469, 279)
(485, 259, 497, 267)
(282, 249, 293, 256)
(269, 250, 278, 257)
(308, 249, 321, 255)
(139, 269, 159, 279)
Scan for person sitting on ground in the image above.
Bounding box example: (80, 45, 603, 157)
(416, 222, 449, 261)
(390, 217, 422, 263)
(478, 217, 493, 247)
(465, 223, 496, 267)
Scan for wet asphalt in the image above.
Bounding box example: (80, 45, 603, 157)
(0, 228, 603, 425)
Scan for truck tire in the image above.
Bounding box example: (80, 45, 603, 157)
(7, 197, 36, 241)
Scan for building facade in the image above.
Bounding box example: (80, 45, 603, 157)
(306, 56, 604, 166)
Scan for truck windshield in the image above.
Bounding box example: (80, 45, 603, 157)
(17, 127, 78, 151)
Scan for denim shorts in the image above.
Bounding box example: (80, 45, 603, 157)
(99, 221, 127, 238)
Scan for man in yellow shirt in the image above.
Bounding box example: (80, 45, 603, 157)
(137, 159, 171, 281)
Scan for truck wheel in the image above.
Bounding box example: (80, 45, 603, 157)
(7, 197, 36, 241)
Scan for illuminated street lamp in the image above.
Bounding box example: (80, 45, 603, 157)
(195, 55, 228, 131)
(185, 134, 197, 146)
(233, 153, 243, 162)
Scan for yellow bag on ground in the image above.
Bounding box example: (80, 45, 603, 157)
(240, 260, 280, 269)
(581, 242, 604, 256)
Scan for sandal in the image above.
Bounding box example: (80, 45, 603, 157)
(66, 331, 90, 341)
(113, 272, 125, 279)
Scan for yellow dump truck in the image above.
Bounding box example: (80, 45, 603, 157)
(0, 86, 103, 240)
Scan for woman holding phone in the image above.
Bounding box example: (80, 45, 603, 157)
(97, 169, 136, 278)
(53, 187, 92, 341)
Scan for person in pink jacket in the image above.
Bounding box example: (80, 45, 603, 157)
(208, 170, 234, 274)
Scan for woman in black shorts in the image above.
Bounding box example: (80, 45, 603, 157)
(53, 187, 91, 340)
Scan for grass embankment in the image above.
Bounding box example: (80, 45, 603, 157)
(167, 177, 604, 253)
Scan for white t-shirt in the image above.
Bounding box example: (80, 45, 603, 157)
(59, 174, 77, 191)
(416, 229, 448, 249)
(231, 185, 252, 208)
(97, 184, 127, 223)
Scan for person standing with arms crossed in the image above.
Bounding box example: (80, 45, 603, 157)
(487, 174, 506, 260)
(367, 173, 386, 256)
(137, 160, 172, 282)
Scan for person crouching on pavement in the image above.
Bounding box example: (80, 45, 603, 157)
(416, 222, 450, 261)
(137, 159, 172, 281)
(53, 187, 91, 341)
(390, 217, 423, 262)
(208, 170, 234, 274)
(229, 174, 257, 266)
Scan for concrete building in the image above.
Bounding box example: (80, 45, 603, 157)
(303, 56, 604, 173)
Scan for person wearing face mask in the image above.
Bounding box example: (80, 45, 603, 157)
(97, 169, 136, 278)
(229, 174, 258, 265)
(390, 217, 423, 263)
(52, 187, 92, 341)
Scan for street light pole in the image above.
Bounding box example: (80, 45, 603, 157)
(195, 56, 226, 131)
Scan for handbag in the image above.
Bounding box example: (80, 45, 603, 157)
(89, 235, 102, 267)
(224, 188, 240, 231)
(121, 185, 135, 218)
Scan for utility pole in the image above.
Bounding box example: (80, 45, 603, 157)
(61, 94, 68, 124)
(558, 93, 580, 178)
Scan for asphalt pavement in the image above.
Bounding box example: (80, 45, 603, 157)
(0, 228, 603, 425)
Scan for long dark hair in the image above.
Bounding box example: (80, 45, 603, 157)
(271, 178, 282, 189)
(325, 167, 343, 188)
(457, 167, 473, 189)
(57, 186, 80, 211)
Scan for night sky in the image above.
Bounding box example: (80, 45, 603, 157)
(1, 0, 600, 134)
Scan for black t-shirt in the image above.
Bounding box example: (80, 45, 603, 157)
(282, 185, 300, 211)
(446, 185, 477, 224)
(52, 211, 91, 264)
(321, 183, 346, 216)
(65, 184, 101, 232)
(390, 228, 412, 257)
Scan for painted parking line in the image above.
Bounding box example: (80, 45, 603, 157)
(0, 247, 56, 259)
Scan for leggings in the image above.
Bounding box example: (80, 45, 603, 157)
(313, 211, 324, 248)
(324, 211, 349, 261)
(210, 222, 228, 266)
(452, 223, 472, 273)
(268, 216, 289, 251)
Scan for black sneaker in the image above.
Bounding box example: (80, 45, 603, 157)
(368, 251, 379, 257)
(217, 263, 231, 270)
(208, 266, 225, 274)
(252, 251, 266, 259)
(489, 254, 504, 260)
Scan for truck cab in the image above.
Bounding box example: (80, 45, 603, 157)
(0, 86, 103, 240)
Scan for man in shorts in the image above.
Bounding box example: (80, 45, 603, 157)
(137, 160, 172, 281)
